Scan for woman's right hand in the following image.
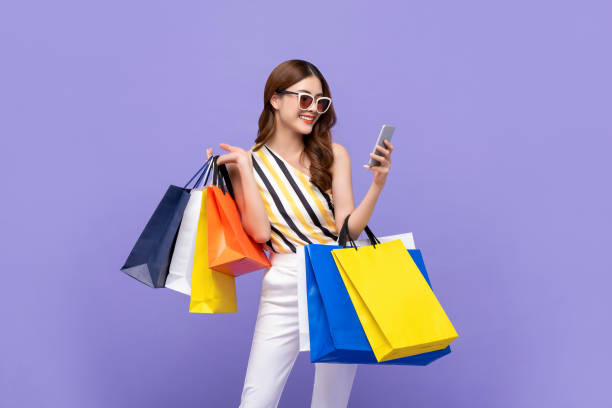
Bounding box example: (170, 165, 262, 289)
(204, 143, 270, 243)
(215, 143, 251, 170)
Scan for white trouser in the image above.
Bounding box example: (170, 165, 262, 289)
(239, 249, 358, 408)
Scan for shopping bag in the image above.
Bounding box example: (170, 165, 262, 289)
(297, 231, 419, 353)
(206, 156, 271, 276)
(189, 173, 237, 313)
(165, 159, 214, 295)
(331, 215, 458, 362)
(296, 245, 310, 352)
(120, 158, 211, 288)
(305, 223, 451, 364)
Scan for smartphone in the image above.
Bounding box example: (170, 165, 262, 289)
(367, 124, 395, 167)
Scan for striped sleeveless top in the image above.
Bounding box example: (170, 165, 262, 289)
(250, 144, 339, 254)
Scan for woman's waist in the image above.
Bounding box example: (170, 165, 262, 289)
(269, 247, 303, 268)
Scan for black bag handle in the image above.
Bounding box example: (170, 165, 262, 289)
(337, 213, 380, 250)
(218, 161, 235, 199)
(210, 155, 235, 200)
(211, 155, 219, 187)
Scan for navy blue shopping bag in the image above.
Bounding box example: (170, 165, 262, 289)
(305, 219, 451, 365)
(120, 157, 213, 288)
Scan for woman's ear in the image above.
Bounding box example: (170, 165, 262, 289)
(270, 94, 280, 111)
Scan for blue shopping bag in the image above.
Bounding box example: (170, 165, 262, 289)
(121, 157, 213, 288)
(305, 224, 451, 365)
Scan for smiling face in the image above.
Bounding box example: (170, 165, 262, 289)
(270, 75, 325, 135)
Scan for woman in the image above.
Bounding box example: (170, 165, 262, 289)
(206, 59, 394, 407)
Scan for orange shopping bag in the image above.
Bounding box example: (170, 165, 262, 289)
(206, 156, 271, 276)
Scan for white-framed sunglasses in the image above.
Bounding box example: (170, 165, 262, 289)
(275, 89, 332, 114)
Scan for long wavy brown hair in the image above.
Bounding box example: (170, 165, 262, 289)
(253, 59, 337, 192)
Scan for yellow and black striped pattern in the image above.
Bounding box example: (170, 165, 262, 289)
(251, 144, 338, 254)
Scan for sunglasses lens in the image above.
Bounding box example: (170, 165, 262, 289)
(317, 98, 330, 113)
(299, 94, 313, 109)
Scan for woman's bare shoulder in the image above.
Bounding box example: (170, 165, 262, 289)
(331, 142, 350, 164)
(330, 142, 351, 180)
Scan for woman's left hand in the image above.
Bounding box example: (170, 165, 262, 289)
(363, 139, 394, 188)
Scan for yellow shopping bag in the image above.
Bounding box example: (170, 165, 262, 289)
(189, 187, 237, 313)
(331, 239, 458, 362)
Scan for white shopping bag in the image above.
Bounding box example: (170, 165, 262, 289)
(360, 232, 416, 250)
(165, 187, 205, 295)
(295, 245, 310, 352)
(296, 232, 417, 352)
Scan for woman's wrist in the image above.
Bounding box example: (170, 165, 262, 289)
(371, 178, 386, 191)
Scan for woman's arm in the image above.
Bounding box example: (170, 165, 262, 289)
(331, 140, 394, 241)
(209, 144, 271, 243)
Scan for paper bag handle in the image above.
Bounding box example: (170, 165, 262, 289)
(337, 213, 380, 249)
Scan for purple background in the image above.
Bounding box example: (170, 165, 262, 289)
(1, 1, 610, 407)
